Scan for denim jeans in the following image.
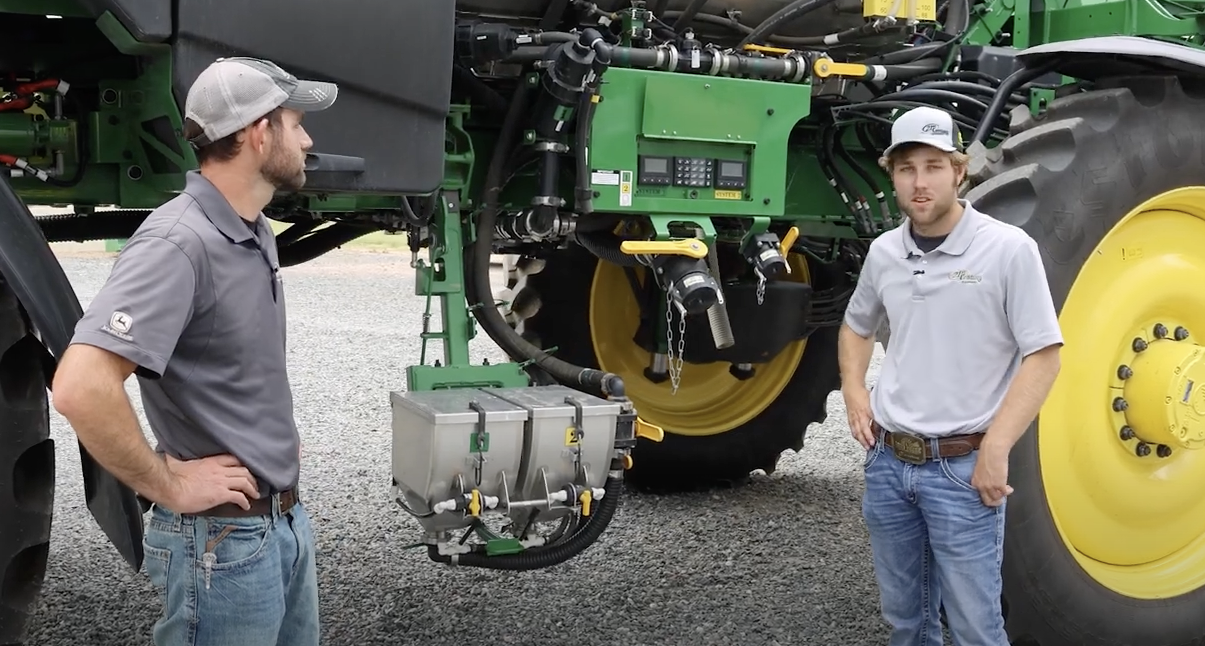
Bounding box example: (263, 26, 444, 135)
(862, 428, 1007, 646)
(142, 497, 320, 646)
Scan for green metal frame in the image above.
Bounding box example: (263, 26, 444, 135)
(6, 0, 1205, 396)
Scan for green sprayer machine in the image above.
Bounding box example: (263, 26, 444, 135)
(2, 0, 1203, 643)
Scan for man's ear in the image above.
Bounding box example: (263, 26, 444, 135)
(247, 119, 271, 154)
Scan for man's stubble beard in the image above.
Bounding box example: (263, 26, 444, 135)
(260, 137, 306, 192)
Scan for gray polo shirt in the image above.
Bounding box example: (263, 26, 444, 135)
(844, 199, 1064, 438)
(69, 170, 299, 495)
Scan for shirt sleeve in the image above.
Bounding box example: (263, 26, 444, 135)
(1005, 236, 1065, 357)
(843, 243, 885, 339)
(68, 235, 198, 379)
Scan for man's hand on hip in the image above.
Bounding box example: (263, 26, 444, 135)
(843, 386, 876, 450)
(971, 444, 1014, 507)
(161, 453, 260, 514)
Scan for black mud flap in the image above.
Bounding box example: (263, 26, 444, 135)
(0, 175, 145, 571)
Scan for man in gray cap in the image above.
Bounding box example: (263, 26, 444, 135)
(838, 105, 1063, 645)
(52, 57, 338, 645)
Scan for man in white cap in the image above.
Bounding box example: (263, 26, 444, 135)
(52, 57, 338, 645)
(837, 105, 1064, 645)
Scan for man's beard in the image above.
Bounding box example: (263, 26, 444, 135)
(260, 139, 306, 192)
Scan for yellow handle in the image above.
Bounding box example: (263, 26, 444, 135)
(579, 490, 593, 516)
(620, 239, 709, 259)
(635, 416, 665, 442)
(780, 226, 799, 257)
(468, 489, 481, 517)
(812, 57, 869, 80)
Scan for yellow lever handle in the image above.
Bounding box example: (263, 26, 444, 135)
(780, 226, 799, 257)
(635, 416, 665, 442)
(620, 239, 709, 259)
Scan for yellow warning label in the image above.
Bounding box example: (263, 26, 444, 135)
(565, 426, 579, 446)
(714, 189, 743, 200)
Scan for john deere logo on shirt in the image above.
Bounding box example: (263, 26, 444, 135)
(102, 310, 134, 341)
(948, 270, 982, 283)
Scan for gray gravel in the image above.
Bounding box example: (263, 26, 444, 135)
(27, 245, 891, 646)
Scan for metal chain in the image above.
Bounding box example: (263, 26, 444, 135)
(665, 289, 685, 394)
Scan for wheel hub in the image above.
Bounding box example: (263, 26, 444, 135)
(1116, 323, 1205, 456)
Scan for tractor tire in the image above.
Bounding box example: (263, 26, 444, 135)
(964, 74, 1205, 646)
(0, 275, 55, 644)
(502, 244, 842, 491)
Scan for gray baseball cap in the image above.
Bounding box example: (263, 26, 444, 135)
(184, 57, 339, 147)
(882, 106, 963, 157)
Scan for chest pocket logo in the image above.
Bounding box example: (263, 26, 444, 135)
(948, 269, 983, 284)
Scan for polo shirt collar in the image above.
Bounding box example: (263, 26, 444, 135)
(183, 170, 258, 244)
(899, 198, 979, 257)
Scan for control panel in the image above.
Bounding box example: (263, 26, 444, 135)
(637, 155, 747, 190)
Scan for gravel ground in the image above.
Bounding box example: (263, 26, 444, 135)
(26, 246, 890, 646)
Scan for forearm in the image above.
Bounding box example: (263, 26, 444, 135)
(838, 323, 876, 392)
(52, 354, 177, 503)
(984, 345, 1062, 452)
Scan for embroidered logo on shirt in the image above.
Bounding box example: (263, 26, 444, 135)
(948, 270, 982, 283)
(102, 310, 135, 341)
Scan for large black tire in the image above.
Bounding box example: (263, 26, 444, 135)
(0, 276, 55, 644)
(964, 74, 1205, 645)
(502, 245, 843, 491)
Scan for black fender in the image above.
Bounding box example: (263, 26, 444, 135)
(1017, 35, 1205, 79)
(0, 175, 145, 571)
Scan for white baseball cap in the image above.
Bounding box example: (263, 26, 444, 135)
(882, 106, 963, 157)
(184, 57, 338, 148)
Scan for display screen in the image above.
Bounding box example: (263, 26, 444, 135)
(644, 157, 668, 173)
(720, 161, 743, 177)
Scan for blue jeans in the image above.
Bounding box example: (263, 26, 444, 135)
(142, 497, 320, 646)
(862, 428, 1007, 646)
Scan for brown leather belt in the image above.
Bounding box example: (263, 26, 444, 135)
(872, 422, 984, 464)
(197, 488, 298, 518)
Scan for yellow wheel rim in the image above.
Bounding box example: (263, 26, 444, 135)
(588, 253, 810, 436)
(1043, 186, 1205, 599)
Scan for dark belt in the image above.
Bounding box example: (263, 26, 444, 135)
(197, 488, 298, 518)
(872, 422, 984, 465)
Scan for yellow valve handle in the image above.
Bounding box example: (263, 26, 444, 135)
(635, 416, 665, 442)
(742, 43, 793, 55)
(619, 239, 708, 259)
(580, 490, 593, 516)
(780, 226, 799, 257)
(812, 57, 869, 80)
(468, 489, 481, 517)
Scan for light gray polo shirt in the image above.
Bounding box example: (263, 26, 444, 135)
(70, 170, 300, 495)
(843, 199, 1064, 438)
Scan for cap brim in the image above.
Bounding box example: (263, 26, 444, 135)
(280, 80, 338, 112)
(883, 136, 958, 157)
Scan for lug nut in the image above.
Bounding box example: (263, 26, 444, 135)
(1175, 326, 1190, 341)
(1154, 323, 1168, 338)
(1136, 442, 1151, 457)
(1120, 425, 1135, 440)
(1133, 337, 1148, 352)
(1117, 365, 1133, 379)
(1157, 444, 1173, 458)
(1113, 397, 1128, 412)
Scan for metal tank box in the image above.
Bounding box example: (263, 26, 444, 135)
(482, 385, 621, 507)
(389, 387, 528, 531)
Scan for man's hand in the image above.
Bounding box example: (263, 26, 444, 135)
(159, 454, 260, 514)
(971, 444, 1014, 507)
(843, 386, 876, 450)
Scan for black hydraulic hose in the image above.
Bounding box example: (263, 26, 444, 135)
(573, 92, 599, 215)
(278, 223, 376, 267)
(469, 30, 627, 399)
(33, 209, 146, 242)
(426, 474, 624, 570)
(971, 58, 1061, 145)
(575, 230, 641, 266)
(943, 0, 970, 35)
(738, 0, 843, 47)
(670, 0, 708, 32)
(832, 125, 890, 227)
